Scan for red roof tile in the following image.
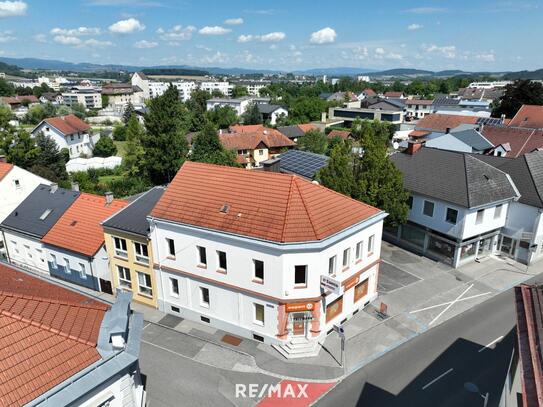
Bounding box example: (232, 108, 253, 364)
(42, 193, 127, 257)
(1, 95, 39, 105)
(150, 161, 383, 243)
(482, 126, 543, 158)
(0, 264, 108, 406)
(43, 114, 90, 136)
(409, 130, 431, 138)
(415, 113, 479, 132)
(220, 130, 295, 150)
(384, 91, 404, 98)
(328, 130, 352, 140)
(0, 162, 13, 181)
(297, 123, 319, 133)
(362, 89, 376, 97)
(508, 105, 543, 129)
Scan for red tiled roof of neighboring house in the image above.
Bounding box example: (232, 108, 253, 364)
(101, 83, 137, 95)
(43, 114, 91, 136)
(384, 91, 404, 98)
(415, 113, 479, 132)
(363, 89, 376, 97)
(482, 126, 543, 158)
(229, 124, 267, 133)
(0, 263, 108, 406)
(508, 105, 543, 129)
(297, 123, 318, 133)
(514, 284, 543, 407)
(405, 99, 434, 106)
(0, 162, 13, 181)
(409, 130, 431, 138)
(150, 161, 383, 243)
(220, 129, 295, 151)
(328, 130, 352, 140)
(42, 193, 127, 257)
(1, 95, 39, 105)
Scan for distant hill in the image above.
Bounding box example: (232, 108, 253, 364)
(293, 67, 377, 76)
(504, 69, 543, 80)
(369, 68, 434, 77)
(0, 60, 27, 77)
(142, 68, 209, 76)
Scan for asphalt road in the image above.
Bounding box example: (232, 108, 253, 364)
(316, 273, 539, 407)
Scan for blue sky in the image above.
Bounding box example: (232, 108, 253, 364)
(0, 0, 541, 71)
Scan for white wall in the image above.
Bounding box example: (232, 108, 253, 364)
(3, 231, 49, 273)
(32, 122, 92, 158)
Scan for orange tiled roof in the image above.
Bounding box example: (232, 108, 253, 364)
(508, 105, 543, 129)
(363, 89, 377, 97)
(43, 114, 90, 136)
(482, 126, 543, 158)
(229, 124, 267, 133)
(409, 130, 431, 138)
(415, 113, 479, 132)
(0, 263, 108, 406)
(150, 161, 382, 243)
(297, 123, 318, 133)
(42, 193, 127, 257)
(220, 130, 295, 150)
(328, 130, 352, 140)
(0, 162, 13, 181)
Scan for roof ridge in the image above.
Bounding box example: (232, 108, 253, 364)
(517, 129, 537, 157)
(524, 153, 543, 205)
(280, 176, 296, 242)
(293, 177, 319, 240)
(0, 308, 97, 347)
(463, 154, 472, 208)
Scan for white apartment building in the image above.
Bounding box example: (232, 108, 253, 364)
(148, 162, 387, 358)
(206, 97, 252, 116)
(62, 89, 102, 109)
(200, 81, 233, 97)
(131, 72, 197, 102)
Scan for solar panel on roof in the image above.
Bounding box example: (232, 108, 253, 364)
(279, 150, 329, 179)
(477, 117, 504, 126)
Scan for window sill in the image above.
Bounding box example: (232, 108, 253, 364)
(135, 260, 150, 267)
(294, 284, 307, 289)
(166, 255, 176, 260)
(200, 303, 210, 309)
(197, 264, 207, 269)
(138, 291, 153, 299)
(342, 266, 349, 272)
(252, 278, 264, 285)
(253, 321, 265, 327)
(216, 268, 227, 275)
(355, 259, 362, 265)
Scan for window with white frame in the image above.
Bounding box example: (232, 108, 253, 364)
(79, 263, 86, 279)
(50, 254, 57, 268)
(117, 266, 131, 289)
(217, 250, 227, 271)
(134, 242, 149, 264)
(328, 255, 336, 275)
(494, 204, 503, 219)
(200, 286, 210, 307)
(423, 200, 435, 217)
(356, 241, 363, 260)
(253, 259, 264, 283)
(342, 248, 350, 268)
(170, 277, 179, 296)
(11, 241, 18, 254)
(13, 179, 20, 189)
(137, 272, 153, 296)
(476, 209, 485, 224)
(24, 245, 32, 259)
(254, 303, 265, 326)
(368, 235, 375, 255)
(113, 237, 128, 258)
(64, 258, 71, 274)
(166, 238, 176, 257)
(197, 246, 207, 266)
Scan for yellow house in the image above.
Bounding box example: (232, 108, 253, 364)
(102, 187, 165, 308)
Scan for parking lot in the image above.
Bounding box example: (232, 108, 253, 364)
(378, 261, 421, 293)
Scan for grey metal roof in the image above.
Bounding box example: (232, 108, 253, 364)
(391, 148, 519, 208)
(278, 150, 329, 180)
(257, 104, 284, 114)
(451, 129, 494, 151)
(1, 184, 80, 238)
(277, 125, 304, 140)
(476, 151, 543, 208)
(102, 187, 165, 236)
(433, 97, 460, 106)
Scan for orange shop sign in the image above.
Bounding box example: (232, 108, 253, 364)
(285, 302, 315, 313)
(343, 275, 360, 291)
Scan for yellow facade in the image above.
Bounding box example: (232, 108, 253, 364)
(103, 229, 158, 308)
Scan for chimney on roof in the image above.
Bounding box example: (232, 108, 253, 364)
(445, 127, 451, 134)
(50, 183, 58, 194)
(500, 114, 506, 123)
(0, 155, 6, 163)
(105, 191, 114, 205)
(407, 140, 425, 155)
(71, 181, 79, 192)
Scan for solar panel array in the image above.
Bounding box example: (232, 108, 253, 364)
(279, 150, 329, 180)
(477, 117, 504, 126)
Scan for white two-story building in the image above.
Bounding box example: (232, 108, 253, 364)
(388, 144, 520, 268)
(147, 162, 387, 358)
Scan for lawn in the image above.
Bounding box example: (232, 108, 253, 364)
(114, 141, 128, 158)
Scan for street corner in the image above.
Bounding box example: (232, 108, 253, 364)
(254, 380, 337, 407)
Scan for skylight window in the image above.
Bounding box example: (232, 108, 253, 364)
(39, 209, 53, 220)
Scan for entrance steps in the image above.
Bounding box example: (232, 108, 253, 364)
(272, 337, 321, 359)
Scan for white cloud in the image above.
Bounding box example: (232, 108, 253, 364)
(0, 30, 15, 43)
(199, 26, 231, 35)
(375, 47, 385, 55)
(201, 51, 228, 64)
(108, 18, 145, 34)
(51, 27, 101, 36)
(53, 35, 82, 45)
(474, 52, 495, 62)
(238, 32, 286, 43)
(224, 17, 243, 25)
(310, 27, 336, 44)
(405, 7, 447, 14)
(407, 23, 423, 31)
(0, 1, 27, 18)
(83, 38, 114, 48)
(33, 33, 47, 43)
(157, 25, 196, 42)
(423, 44, 456, 58)
(134, 39, 158, 48)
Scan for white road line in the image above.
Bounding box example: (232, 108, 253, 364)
(478, 336, 504, 352)
(410, 292, 492, 314)
(429, 284, 473, 326)
(421, 368, 454, 390)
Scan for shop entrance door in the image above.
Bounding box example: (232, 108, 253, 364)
(478, 238, 493, 258)
(292, 313, 306, 336)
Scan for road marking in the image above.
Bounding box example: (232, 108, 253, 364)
(429, 284, 474, 326)
(478, 336, 504, 352)
(410, 292, 492, 314)
(422, 368, 454, 390)
(142, 322, 150, 330)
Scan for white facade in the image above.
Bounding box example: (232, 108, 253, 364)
(264, 107, 289, 125)
(405, 103, 434, 119)
(3, 230, 49, 274)
(200, 81, 233, 97)
(62, 90, 102, 109)
(206, 98, 251, 116)
(150, 214, 385, 356)
(77, 370, 145, 407)
(66, 156, 122, 173)
(500, 202, 543, 265)
(32, 122, 93, 159)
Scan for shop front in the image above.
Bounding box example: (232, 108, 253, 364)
(283, 301, 320, 339)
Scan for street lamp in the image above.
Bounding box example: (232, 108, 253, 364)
(464, 382, 489, 407)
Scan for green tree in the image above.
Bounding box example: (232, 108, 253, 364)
(241, 102, 263, 125)
(289, 96, 327, 123)
(123, 115, 146, 176)
(205, 105, 238, 129)
(101, 94, 110, 107)
(7, 130, 40, 168)
(112, 122, 127, 141)
(492, 80, 543, 118)
(122, 101, 135, 124)
(31, 132, 68, 182)
(190, 122, 238, 166)
(297, 129, 328, 154)
(70, 102, 87, 119)
(142, 85, 190, 184)
(186, 89, 211, 131)
(316, 141, 354, 195)
(0, 79, 14, 96)
(93, 135, 117, 157)
(232, 85, 249, 98)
